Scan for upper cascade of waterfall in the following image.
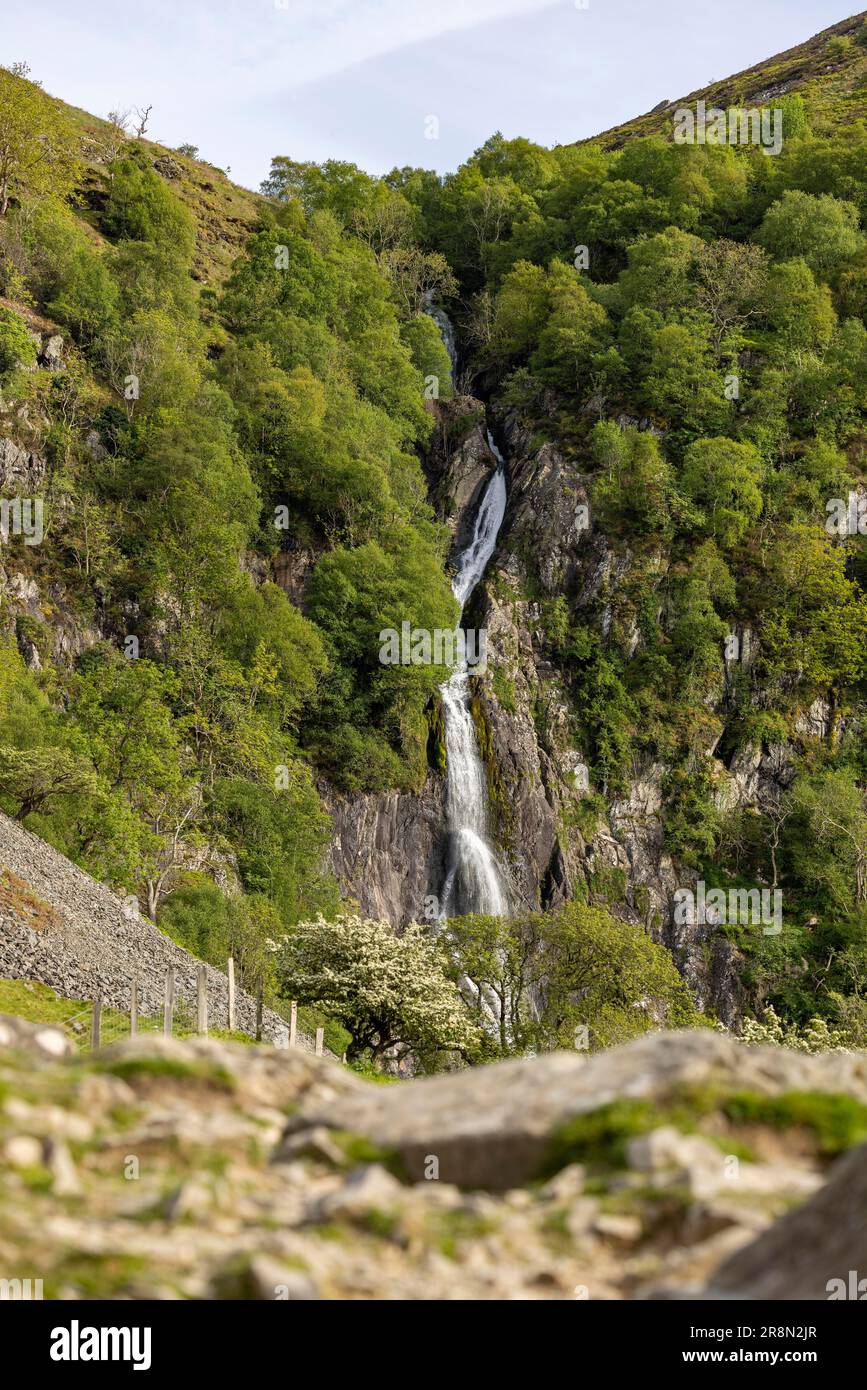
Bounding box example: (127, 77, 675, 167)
(451, 433, 507, 611)
(423, 291, 458, 376)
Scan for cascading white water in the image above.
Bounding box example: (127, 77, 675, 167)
(439, 435, 509, 918)
(423, 290, 458, 377)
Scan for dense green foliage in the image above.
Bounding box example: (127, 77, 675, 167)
(382, 116, 867, 1039)
(444, 901, 704, 1055)
(3, 49, 867, 1057)
(0, 75, 455, 996)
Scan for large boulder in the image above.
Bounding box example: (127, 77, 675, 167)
(279, 1029, 867, 1191)
(703, 1141, 867, 1300)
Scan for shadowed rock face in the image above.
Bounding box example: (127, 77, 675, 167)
(704, 1141, 867, 1301)
(323, 779, 446, 926)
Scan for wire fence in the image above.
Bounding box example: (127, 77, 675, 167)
(59, 960, 329, 1058)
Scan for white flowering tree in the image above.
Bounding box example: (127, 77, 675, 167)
(271, 914, 482, 1068)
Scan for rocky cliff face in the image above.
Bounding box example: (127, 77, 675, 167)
(1, 333, 103, 670)
(323, 779, 446, 926)
(322, 397, 833, 1025)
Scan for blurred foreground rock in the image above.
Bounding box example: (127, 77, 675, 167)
(1, 1023, 865, 1301)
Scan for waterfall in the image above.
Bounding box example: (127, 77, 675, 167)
(439, 433, 509, 919)
(423, 290, 458, 379)
(422, 298, 510, 918)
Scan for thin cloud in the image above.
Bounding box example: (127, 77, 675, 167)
(260, 0, 561, 88)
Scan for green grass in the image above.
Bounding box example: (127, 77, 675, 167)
(431, 1208, 497, 1259)
(0, 978, 88, 1026)
(296, 1004, 352, 1058)
(363, 1207, 401, 1239)
(346, 1058, 401, 1084)
(0, 978, 135, 1042)
(541, 1099, 663, 1177)
(329, 1130, 408, 1179)
(93, 1054, 236, 1091)
(0, 978, 356, 1068)
(45, 1252, 148, 1299)
(539, 1085, 867, 1180)
(721, 1091, 867, 1156)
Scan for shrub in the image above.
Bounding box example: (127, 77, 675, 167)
(827, 35, 851, 60)
(0, 305, 35, 379)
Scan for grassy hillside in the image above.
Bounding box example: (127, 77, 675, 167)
(58, 99, 262, 285)
(581, 9, 867, 149)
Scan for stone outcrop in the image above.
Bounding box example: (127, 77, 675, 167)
(323, 780, 446, 925)
(0, 809, 313, 1049)
(423, 395, 491, 554)
(281, 1028, 867, 1191)
(0, 436, 46, 492)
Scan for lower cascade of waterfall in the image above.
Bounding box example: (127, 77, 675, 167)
(439, 433, 510, 919)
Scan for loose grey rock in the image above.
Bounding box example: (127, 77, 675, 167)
(38, 335, 64, 371)
(248, 1257, 319, 1301)
(0, 809, 321, 1049)
(44, 1137, 81, 1195)
(3, 1134, 44, 1168)
(0, 1015, 73, 1059)
(313, 1163, 404, 1223)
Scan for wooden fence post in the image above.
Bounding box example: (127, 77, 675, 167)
(130, 977, 138, 1037)
(91, 997, 101, 1050)
(227, 956, 235, 1033)
(163, 968, 175, 1037)
(255, 985, 264, 1043)
(288, 1001, 297, 1051)
(197, 965, 208, 1036)
(315, 1027, 324, 1057)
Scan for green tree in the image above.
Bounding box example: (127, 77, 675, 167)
(210, 772, 340, 925)
(591, 420, 674, 536)
(760, 523, 867, 705)
(446, 901, 702, 1054)
(71, 648, 201, 920)
(102, 154, 196, 263)
(0, 746, 98, 820)
(0, 305, 35, 379)
(0, 66, 80, 215)
(783, 769, 867, 911)
(273, 914, 482, 1067)
(680, 436, 763, 547)
(763, 258, 836, 352)
(756, 191, 865, 278)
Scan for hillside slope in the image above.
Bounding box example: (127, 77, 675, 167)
(0, 809, 309, 1048)
(2, 13, 867, 1062)
(63, 102, 262, 285)
(580, 9, 867, 148)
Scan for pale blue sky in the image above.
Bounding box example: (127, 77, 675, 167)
(1, 0, 856, 188)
